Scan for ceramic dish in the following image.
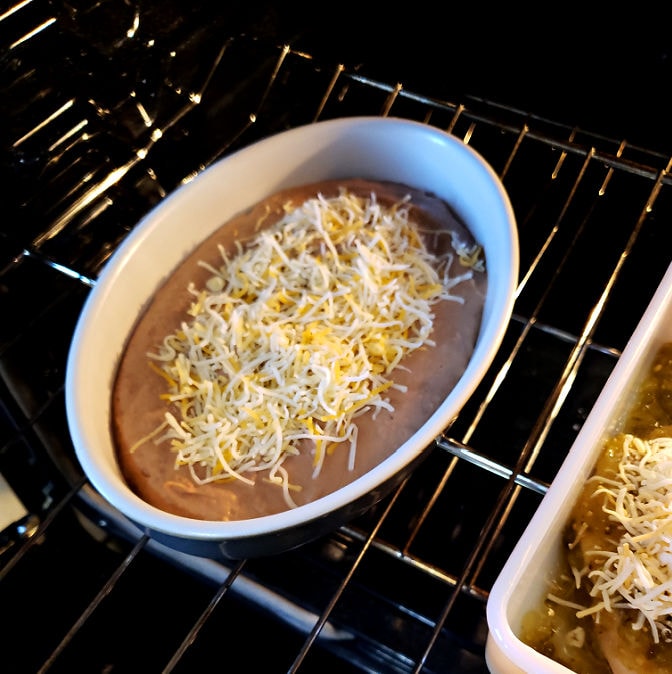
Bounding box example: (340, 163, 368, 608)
(486, 260, 672, 673)
(65, 116, 518, 559)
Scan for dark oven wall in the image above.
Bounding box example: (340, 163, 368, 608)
(240, 3, 672, 151)
(2, 2, 672, 673)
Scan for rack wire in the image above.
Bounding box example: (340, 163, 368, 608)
(2, 3, 672, 673)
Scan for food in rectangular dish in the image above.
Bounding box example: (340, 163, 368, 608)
(487, 261, 672, 674)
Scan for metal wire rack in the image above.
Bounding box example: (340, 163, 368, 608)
(2, 3, 672, 673)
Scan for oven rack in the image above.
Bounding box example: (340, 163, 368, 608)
(2, 6, 672, 673)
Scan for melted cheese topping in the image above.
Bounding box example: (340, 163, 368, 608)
(576, 434, 672, 643)
(138, 188, 480, 507)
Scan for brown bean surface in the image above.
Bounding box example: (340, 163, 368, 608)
(111, 179, 487, 521)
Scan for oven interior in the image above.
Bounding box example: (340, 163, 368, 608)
(2, 3, 672, 672)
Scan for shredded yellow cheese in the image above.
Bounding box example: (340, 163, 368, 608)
(144, 188, 480, 507)
(580, 434, 672, 643)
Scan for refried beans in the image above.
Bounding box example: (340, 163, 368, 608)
(111, 178, 488, 521)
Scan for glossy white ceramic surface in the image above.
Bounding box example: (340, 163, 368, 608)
(486, 260, 672, 673)
(66, 116, 519, 558)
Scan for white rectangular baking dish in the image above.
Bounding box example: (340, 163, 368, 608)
(486, 259, 672, 673)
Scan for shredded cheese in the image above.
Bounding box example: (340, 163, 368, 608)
(577, 434, 672, 643)
(142, 188, 481, 507)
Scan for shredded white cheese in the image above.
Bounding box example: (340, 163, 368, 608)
(142, 188, 480, 507)
(579, 434, 672, 643)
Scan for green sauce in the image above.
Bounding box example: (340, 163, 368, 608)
(519, 341, 672, 673)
